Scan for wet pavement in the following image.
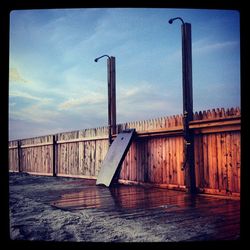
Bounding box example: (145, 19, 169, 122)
(9, 172, 240, 242)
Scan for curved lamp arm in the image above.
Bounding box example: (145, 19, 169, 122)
(168, 17, 185, 25)
(94, 54, 111, 62)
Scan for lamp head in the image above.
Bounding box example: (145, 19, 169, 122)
(168, 17, 185, 25)
(94, 54, 110, 63)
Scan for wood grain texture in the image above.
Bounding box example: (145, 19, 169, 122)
(8, 108, 240, 196)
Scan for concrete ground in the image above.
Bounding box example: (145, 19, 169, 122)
(9, 172, 240, 242)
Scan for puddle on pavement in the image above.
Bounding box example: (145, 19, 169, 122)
(50, 184, 190, 211)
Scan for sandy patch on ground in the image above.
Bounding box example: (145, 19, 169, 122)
(9, 172, 239, 242)
(9, 173, 173, 242)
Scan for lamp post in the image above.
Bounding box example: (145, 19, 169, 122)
(169, 17, 196, 194)
(94, 55, 116, 147)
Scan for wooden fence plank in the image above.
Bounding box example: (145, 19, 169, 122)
(212, 134, 218, 189)
(194, 134, 200, 188)
(162, 138, 166, 184)
(231, 133, 237, 193)
(144, 138, 148, 183)
(208, 134, 213, 189)
(176, 136, 181, 186)
(8, 107, 240, 196)
(203, 134, 209, 188)
(132, 141, 137, 182)
(235, 132, 241, 193)
(221, 133, 228, 191)
(149, 138, 154, 183)
(159, 137, 163, 184)
(64, 142, 68, 175)
(216, 133, 223, 191)
(147, 138, 152, 183)
(136, 139, 141, 182)
(95, 140, 101, 177)
(172, 137, 177, 185)
(165, 138, 170, 184)
(169, 138, 174, 184)
(179, 137, 185, 186)
(153, 138, 157, 183)
(226, 133, 232, 193)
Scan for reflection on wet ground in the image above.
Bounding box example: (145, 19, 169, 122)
(50, 178, 240, 241)
(51, 185, 187, 210)
(10, 173, 240, 241)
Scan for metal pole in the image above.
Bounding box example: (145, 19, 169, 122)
(182, 23, 193, 125)
(94, 54, 115, 147)
(110, 56, 116, 137)
(107, 58, 112, 146)
(181, 22, 196, 194)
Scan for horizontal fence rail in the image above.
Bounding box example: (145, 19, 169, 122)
(9, 107, 241, 196)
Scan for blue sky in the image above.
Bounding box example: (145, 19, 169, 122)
(9, 8, 240, 140)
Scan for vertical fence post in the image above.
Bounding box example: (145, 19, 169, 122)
(52, 135, 57, 177)
(17, 140, 22, 172)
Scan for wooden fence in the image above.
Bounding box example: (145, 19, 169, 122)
(9, 107, 241, 196)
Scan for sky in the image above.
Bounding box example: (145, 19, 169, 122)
(9, 8, 240, 140)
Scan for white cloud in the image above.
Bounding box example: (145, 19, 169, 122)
(9, 89, 56, 125)
(9, 118, 66, 140)
(9, 102, 16, 107)
(193, 40, 238, 55)
(58, 92, 106, 110)
(9, 9, 240, 141)
(9, 67, 30, 84)
(12, 102, 59, 123)
(116, 81, 182, 123)
(9, 90, 52, 104)
(9, 90, 39, 101)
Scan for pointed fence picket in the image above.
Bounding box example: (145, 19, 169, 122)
(9, 107, 240, 196)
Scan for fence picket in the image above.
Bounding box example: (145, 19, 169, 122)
(8, 107, 240, 195)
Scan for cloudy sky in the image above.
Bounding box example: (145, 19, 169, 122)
(9, 8, 240, 140)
